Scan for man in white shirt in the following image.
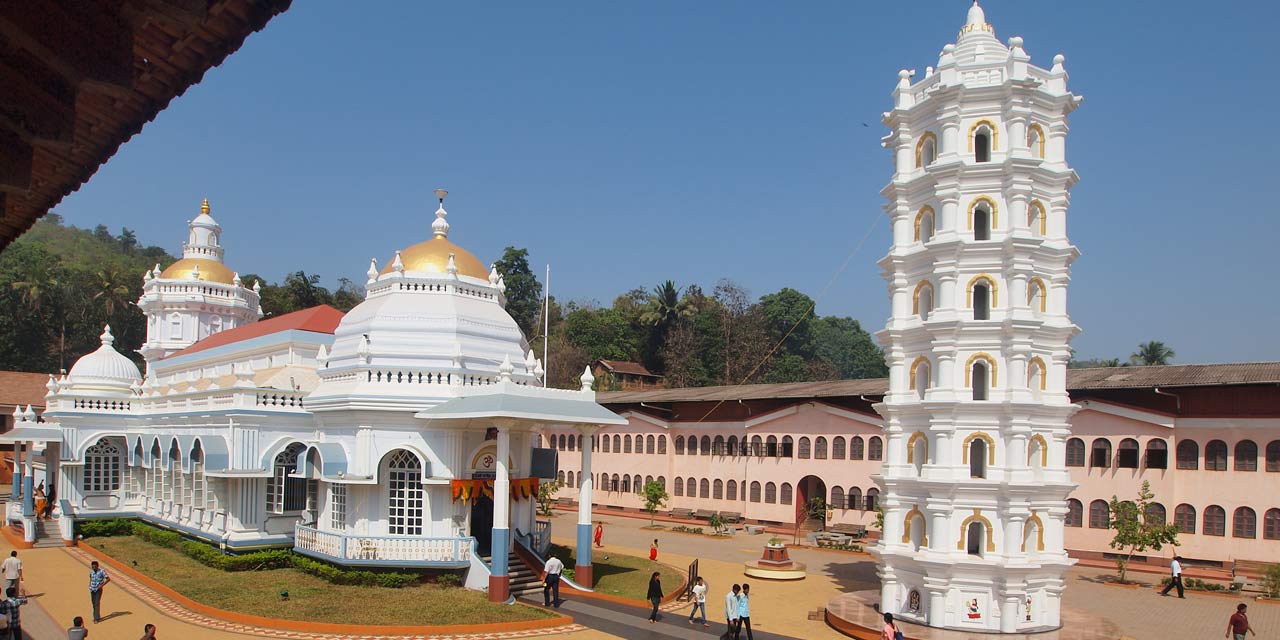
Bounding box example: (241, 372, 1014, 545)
(687, 576, 709, 626)
(725, 583, 741, 637)
(541, 554, 565, 608)
(1, 551, 21, 595)
(1160, 555, 1185, 598)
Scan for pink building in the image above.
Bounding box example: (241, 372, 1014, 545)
(544, 364, 1280, 567)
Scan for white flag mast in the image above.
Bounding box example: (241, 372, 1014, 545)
(543, 264, 550, 386)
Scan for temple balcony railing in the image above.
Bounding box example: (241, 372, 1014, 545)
(293, 524, 473, 568)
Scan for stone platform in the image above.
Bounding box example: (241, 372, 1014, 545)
(825, 590, 1121, 640)
(743, 558, 808, 580)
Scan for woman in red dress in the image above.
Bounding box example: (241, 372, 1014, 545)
(593, 522, 603, 547)
(649, 539, 659, 561)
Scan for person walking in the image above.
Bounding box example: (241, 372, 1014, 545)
(593, 521, 603, 547)
(1, 552, 21, 596)
(724, 584, 741, 640)
(1227, 603, 1255, 639)
(67, 615, 89, 640)
(649, 539, 659, 561)
(736, 583, 753, 640)
(646, 572, 663, 623)
(1160, 556, 1185, 598)
(139, 623, 158, 639)
(5, 586, 27, 640)
(540, 554, 564, 608)
(687, 576, 709, 627)
(882, 612, 901, 640)
(88, 560, 111, 623)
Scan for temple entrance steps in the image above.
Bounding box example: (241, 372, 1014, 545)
(480, 551, 545, 598)
(31, 519, 63, 548)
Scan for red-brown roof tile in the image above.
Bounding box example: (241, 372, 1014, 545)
(167, 305, 344, 359)
(0, 371, 50, 408)
(596, 360, 660, 377)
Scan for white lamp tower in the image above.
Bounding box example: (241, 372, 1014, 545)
(872, 2, 1082, 632)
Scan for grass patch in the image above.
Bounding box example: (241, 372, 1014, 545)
(96, 537, 553, 625)
(549, 543, 683, 601)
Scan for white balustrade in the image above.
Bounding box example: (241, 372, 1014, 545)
(294, 524, 471, 565)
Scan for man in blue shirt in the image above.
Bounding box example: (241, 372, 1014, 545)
(735, 582, 753, 640)
(3, 585, 28, 639)
(88, 561, 111, 624)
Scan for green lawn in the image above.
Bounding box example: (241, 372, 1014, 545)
(549, 543, 684, 601)
(96, 537, 554, 625)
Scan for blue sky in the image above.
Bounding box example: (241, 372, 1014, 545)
(53, 1, 1280, 364)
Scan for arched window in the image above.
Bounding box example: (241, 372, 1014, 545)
(973, 207, 991, 241)
(83, 438, 123, 492)
(1174, 504, 1197, 534)
(267, 443, 306, 514)
(1027, 123, 1045, 158)
(1264, 508, 1280, 540)
(1176, 440, 1199, 470)
(751, 435, 763, 456)
(634, 475, 644, 493)
(832, 436, 846, 460)
(557, 470, 565, 485)
(1065, 499, 1083, 527)
(915, 206, 936, 243)
(911, 357, 931, 399)
(644, 475, 653, 490)
(713, 479, 724, 500)
(972, 281, 992, 319)
(1267, 440, 1280, 472)
(971, 121, 994, 163)
(848, 487, 863, 510)
(621, 475, 631, 493)
(780, 482, 793, 505)
(815, 437, 828, 460)
(765, 435, 778, 457)
(713, 435, 725, 455)
(971, 360, 990, 400)
(1233, 507, 1257, 538)
(851, 436, 865, 460)
(566, 471, 575, 487)
(868, 436, 883, 461)
(386, 450, 424, 535)
(610, 474, 620, 491)
(1117, 438, 1140, 469)
(865, 488, 880, 511)
(910, 432, 928, 473)
(568, 435, 576, 451)
(966, 520, 985, 556)
(1065, 438, 1085, 467)
(830, 486, 845, 509)
(916, 132, 938, 168)
(686, 477, 696, 498)
(674, 436, 684, 455)
(1089, 500, 1110, 529)
(1145, 502, 1167, 525)
(1027, 357, 1046, 395)
(1027, 200, 1047, 236)
(1027, 279, 1047, 315)
(658, 476, 666, 491)
(1144, 440, 1168, 469)
(798, 437, 811, 459)
(624, 435, 632, 454)
(1091, 438, 1112, 468)
(781, 435, 794, 458)
(970, 438, 987, 479)
(190, 443, 206, 509)
(701, 435, 713, 456)
(913, 281, 934, 322)
(1203, 505, 1226, 536)
(674, 476, 684, 497)
(602, 435, 611, 453)
(646, 435, 656, 455)
(1205, 440, 1228, 471)
(726, 436, 738, 457)
(764, 482, 777, 504)
(1235, 440, 1258, 471)
(657, 435, 667, 455)
(612, 435, 621, 452)
(749, 481, 762, 503)
(727, 480, 738, 501)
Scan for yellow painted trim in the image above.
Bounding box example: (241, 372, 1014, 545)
(915, 132, 938, 168)
(902, 505, 928, 546)
(1027, 123, 1046, 158)
(1027, 278, 1047, 313)
(1028, 434, 1049, 467)
(961, 431, 997, 465)
(963, 352, 999, 388)
(909, 356, 931, 390)
(906, 431, 928, 465)
(1027, 200, 1047, 235)
(967, 196, 999, 232)
(1027, 356, 1048, 390)
(968, 119, 999, 152)
(957, 508, 997, 553)
(911, 281, 934, 315)
(965, 273, 999, 308)
(913, 206, 935, 242)
(1022, 513, 1046, 552)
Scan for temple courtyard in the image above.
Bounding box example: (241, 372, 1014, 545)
(0, 510, 1272, 639)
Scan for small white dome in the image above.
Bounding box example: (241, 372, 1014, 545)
(68, 326, 142, 385)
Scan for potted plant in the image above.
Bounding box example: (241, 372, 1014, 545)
(767, 536, 783, 548)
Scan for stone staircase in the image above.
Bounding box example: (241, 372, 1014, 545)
(32, 519, 63, 548)
(481, 551, 544, 599)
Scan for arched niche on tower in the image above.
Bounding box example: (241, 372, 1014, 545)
(957, 509, 996, 554)
(1027, 278, 1048, 315)
(1028, 434, 1049, 468)
(912, 281, 934, 320)
(967, 196, 999, 239)
(901, 505, 928, 549)
(1027, 200, 1047, 236)
(961, 432, 997, 466)
(1027, 356, 1048, 394)
(964, 352, 999, 387)
(1027, 123, 1046, 159)
(914, 206, 936, 243)
(1022, 512, 1046, 552)
(909, 356, 931, 399)
(968, 119, 999, 163)
(916, 132, 938, 168)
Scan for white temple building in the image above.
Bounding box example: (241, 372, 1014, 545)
(872, 1, 1082, 632)
(5, 193, 623, 602)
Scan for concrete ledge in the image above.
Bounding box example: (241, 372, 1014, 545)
(1, 525, 32, 549)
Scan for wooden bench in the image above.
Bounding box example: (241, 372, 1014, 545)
(668, 508, 696, 520)
(829, 524, 867, 539)
(555, 497, 577, 509)
(1232, 560, 1275, 591)
(718, 511, 743, 523)
(694, 509, 719, 521)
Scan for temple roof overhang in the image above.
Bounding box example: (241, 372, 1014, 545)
(415, 381, 626, 430)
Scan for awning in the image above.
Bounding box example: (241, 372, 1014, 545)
(414, 384, 627, 429)
(295, 442, 348, 479)
(193, 435, 231, 473)
(128, 436, 144, 467)
(175, 435, 196, 473)
(0, 425, 62, 444)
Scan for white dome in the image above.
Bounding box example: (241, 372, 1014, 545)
(68, 326, 143, 387)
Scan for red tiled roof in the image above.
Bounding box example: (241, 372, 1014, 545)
(596, 360, 660, 377)
(0, 371, 50, 408)
(167, 305, 344, 359)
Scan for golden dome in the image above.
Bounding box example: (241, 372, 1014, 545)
(159, 258, 237, 284)
(381, 236, 489, 279)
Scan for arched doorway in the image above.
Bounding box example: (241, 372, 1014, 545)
(796, 475, 827, 530)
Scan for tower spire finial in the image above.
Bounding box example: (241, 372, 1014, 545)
(201, 198, 210, 215)
(432, 188, 450, 238)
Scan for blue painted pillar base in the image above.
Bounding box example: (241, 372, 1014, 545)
(490, 527, 509, 576)
(575, 522, 593, 588)
(21, 475, 33, 517)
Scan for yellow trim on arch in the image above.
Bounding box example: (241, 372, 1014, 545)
(1027, 200, 1047, 235)
(967, 196, 999, 231)
(965, 274, 999, 308)
(1022, 513, 1046, 552)
(909, 356, 931, 390)
(906, 431, 928, 465)
(1028, 434, 1049, 467)
(1027, 123, 1046, 158)
(964, 352, 999, 388)
(915, 132, 938, 168)
(957, 508, 997, 553)
(961, 431, 997, 465)
(1027, 278, 1048, 313)
(902, 505, 928, 546)
(914, 206, 935, 242)
(968, 119, 999, 152)
(912, 281, 934, 315)
(1027, 357, 1048, 390)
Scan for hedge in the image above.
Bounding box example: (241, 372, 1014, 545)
(292, 555, 420, 588)
(77, 518, 136, 538)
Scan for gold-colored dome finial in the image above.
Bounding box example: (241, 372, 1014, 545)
(200, 198, 211, 215)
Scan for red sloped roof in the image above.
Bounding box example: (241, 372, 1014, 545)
(596, 360, 659, 377)
(167, 305, 345, 359)
(0, 371, 50, 409)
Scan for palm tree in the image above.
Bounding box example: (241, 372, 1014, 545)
(91, 268, 131, 317)
(639, 280, 693, 328)
(1131, 341, 1175, 366)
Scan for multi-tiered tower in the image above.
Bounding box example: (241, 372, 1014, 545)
(872, 2, 1082, 633)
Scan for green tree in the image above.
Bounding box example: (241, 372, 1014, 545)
(493, 247, 543, 339)
(759, 287, 817, 358)
(641, 479, 670, 527)
(640, 281, 695, 372)
(1130, 341, 1175, 366)
(811, 316, 888, 379)
(1107, 481, 1179, 582)
(537, 480, 564, 517)
(712, 280, 770, 385)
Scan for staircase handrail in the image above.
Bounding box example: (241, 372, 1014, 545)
(514, 536, 592, 592)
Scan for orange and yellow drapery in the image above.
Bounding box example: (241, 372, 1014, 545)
(450, 478, 539, 504)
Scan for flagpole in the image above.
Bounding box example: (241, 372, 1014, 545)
(543, 264, 551, 386)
